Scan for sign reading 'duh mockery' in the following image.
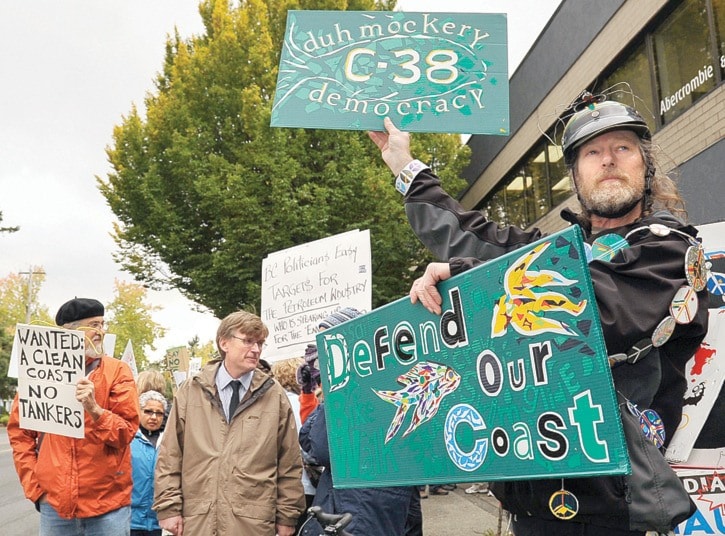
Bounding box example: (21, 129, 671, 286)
(271, 11, 509, 134)
(317, 226, 629, 488)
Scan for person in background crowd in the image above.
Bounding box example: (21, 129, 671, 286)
(465, 482, 491, 495)
(271, 357, 318, 532)
(8, 297, 139, 536)
(131, 390, 167, 536)
(299, 308, 422, 536)
(295, 308, 360, 423)
(297, 343, 322, 423)
(369, 94, 709, 535)
(418, 484, 449, 498)
(136, 370, 169, 431)
(153, 310, 304, 536)
(136, 370, 167, 396)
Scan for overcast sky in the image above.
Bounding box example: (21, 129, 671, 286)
(0, 0, 561, 362)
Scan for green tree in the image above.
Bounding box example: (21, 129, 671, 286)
(99, 0, 469, 318)
(0, 269, 52, 401)
(0, 269, 52, 327)
(105, 279, 167, 371)
(196, 339, 219, 366)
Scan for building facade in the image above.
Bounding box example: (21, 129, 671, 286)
(461, 0, 724, 232)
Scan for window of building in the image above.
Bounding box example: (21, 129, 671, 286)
(472, 0, 722, 230)
(653, 0, 717, 124)
(600, 41, 657, 133)
(477, 139, 570, 229)
(482, 189, 508, 226)
(714, 0, 725, 78)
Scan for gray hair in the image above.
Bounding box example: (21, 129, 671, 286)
(139, 390, 168, 411)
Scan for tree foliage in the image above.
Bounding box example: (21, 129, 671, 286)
(106, 279, 167, 370)
(0, 269, 52, 402)
(0, 269, 52, 327)
(100, 0, 469, 318)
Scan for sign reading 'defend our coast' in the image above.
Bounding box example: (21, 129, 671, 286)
(317, 226, 629, 488)
(271, 11, 509, 134)
(15, 324, 85, 438)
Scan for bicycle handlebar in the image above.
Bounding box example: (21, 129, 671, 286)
(307, 506, 354, 536)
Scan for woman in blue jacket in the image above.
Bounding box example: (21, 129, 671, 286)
(131, 390, 167, 536)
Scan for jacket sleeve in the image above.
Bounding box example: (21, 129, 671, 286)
(153, 390, 185, 520)
(404, 169, 543, 261)
(85, 360, 139, 449)
(299, 391, 318, 423)
(7, 394, 44, 503)
(302, 405, 331, 467)
(275, 391, 305, 526)
(589, 227, 708, 357)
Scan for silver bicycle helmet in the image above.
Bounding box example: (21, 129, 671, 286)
(562, 100, 651, 166)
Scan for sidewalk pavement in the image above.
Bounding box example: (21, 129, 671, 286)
(420, 484, 510, 536)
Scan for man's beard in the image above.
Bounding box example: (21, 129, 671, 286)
(85, 337, 104, 360)
(578, 171, 644, 219)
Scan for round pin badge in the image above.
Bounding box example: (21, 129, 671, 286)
(549, 489, 579, 520)
(640, 408, 666, 449)
(652, 316, 676, 348)
(707, 271, 725, 296)
(669, 285, 699, 324)
(626, 338, 653, 364)
(591, 233, 629, 262)
(685, 244, 707, 292)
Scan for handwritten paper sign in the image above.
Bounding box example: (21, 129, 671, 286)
(271, 11, 509, 134)
(317, 226, 629, 487)
(15, 324, 85, 438)
(261, 229, 372, 361)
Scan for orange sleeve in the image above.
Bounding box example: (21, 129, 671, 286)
(299, 392, 319, 423)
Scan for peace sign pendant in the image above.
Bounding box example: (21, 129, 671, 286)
(549, 488, 579, 520)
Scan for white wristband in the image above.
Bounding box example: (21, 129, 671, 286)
(395, 160, 429, 195)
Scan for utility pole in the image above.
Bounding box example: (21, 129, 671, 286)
(19, 267, 45, 324)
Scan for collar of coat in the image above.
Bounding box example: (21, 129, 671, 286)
(193, 359, 276, 415)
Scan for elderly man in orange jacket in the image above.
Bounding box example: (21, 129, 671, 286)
(8, 298, 139, 536)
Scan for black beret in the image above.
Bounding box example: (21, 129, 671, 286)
(55, 298, 105, 326)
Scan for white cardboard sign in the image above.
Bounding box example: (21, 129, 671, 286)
(261, 229, 372, 361)
(15, 324, 85, 438)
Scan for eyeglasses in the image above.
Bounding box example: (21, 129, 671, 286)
(230, 335, 267, 349)
(78, 321, 107, 331)
(142, 409, 164, 418)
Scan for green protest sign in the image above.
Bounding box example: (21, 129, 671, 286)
(271, 11, 509, 134)
(317, 226, 630, 488)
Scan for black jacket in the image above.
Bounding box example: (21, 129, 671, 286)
(404, 169, 708, 531)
